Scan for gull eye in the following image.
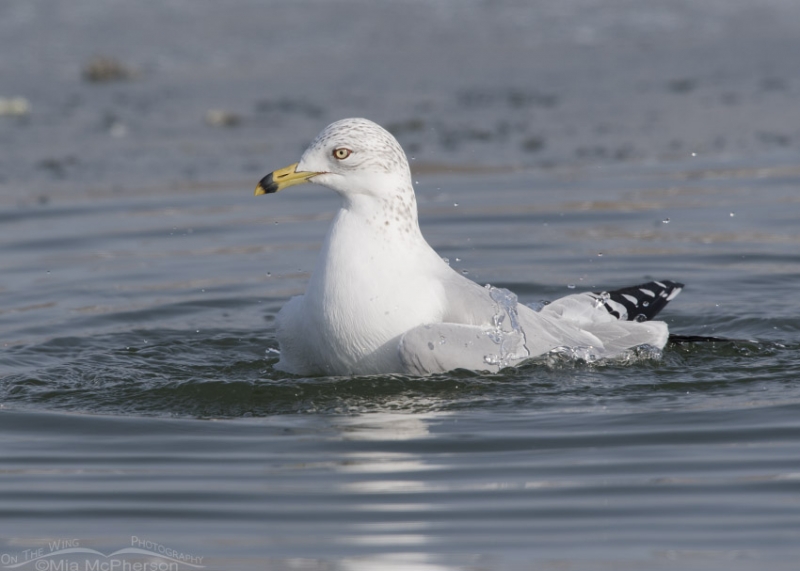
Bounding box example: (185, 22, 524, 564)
(333, 148, 352, 160)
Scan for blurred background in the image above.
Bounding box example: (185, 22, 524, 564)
(2, 0, 799, 198)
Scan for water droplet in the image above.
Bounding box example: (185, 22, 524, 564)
(729, 212, 735, 217)
(196, 330, 200, 333)
(691, 152, 697, 157)
(427, 342, 434, 350)
(592, 292, 609, 309)
(455, 257, 461, 262)
(635, 314, 647, 322)
(266, 272, 271, 276)
(442, 257, 450, 265)
(461, 269, 469, 275)
(597, 252, 603, 257)
(567, 284, 576, 289)
(642, 301, 650, 307)
(454, 202, 459, 207)
(662, 218, 670, 224)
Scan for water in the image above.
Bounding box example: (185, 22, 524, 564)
(3, 1, 800, 569)
(3, 162, 800, 570)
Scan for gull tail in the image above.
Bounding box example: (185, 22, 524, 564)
(598, 282, 742, 345)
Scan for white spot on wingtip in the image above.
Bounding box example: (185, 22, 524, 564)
(667, 288, 682, 301)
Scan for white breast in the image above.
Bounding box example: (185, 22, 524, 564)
(277, 205, 447, 375)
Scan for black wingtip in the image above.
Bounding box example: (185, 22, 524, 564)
(596, 280, 684, 322)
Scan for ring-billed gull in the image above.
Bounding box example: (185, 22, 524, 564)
(255, 118, 683, 376)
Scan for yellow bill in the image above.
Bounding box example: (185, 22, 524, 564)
(255, 163, 319, 195)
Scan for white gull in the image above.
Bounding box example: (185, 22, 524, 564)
(255, 118, 682, 376)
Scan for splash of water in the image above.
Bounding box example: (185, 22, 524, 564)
(547, 345, 599, 365)
(544, 344, 662, 367)
(483, 285, 530, 368)
(592, 291, 610, 309)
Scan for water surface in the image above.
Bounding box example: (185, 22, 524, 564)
(3, 162, 800, 570)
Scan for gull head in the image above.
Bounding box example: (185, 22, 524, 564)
(255, 118, 412, 200)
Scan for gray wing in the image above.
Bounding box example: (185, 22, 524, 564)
(397, 271, 671, 375)
(398, 323, 510, 375)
